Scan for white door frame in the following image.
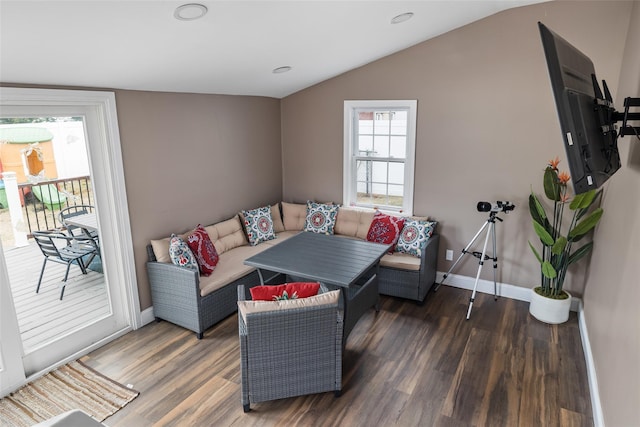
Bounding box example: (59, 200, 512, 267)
(0, 243, 25, 396)
(0, 87, 140, 392)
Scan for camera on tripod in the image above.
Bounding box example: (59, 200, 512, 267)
(476, 200, 515, 214)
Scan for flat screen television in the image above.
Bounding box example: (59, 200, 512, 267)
(538, 22, 622, 194)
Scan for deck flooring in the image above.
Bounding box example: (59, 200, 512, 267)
(4, 241, 110, 353)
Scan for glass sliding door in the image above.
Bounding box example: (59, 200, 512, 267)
(0, 88, 139, 388)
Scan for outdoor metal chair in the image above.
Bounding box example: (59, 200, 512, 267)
(32, 230, 100, 300)
(58, 204, 99, 241)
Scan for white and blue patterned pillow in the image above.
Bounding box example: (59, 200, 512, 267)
(242, 205, 276, 246)
(304, 201, 339, 235)
(169, 234, 199, 271)
(395, 219, 436, 257)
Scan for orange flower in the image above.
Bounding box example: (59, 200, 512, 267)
(558, 171, 570, 184)
(549, 156, 560, 170)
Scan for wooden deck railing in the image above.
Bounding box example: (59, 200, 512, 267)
(17, 176, 94, 236)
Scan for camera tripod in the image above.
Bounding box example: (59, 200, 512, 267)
(434, 210, 503, 320)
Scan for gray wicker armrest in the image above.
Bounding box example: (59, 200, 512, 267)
(147, 261, 200, 295)
(238, 284, 247, 302)
(147, 261, 202, 333)
(420, 233, 439, 277)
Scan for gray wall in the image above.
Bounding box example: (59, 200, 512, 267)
(281, 1, 632, 296)
(114, 91, 282, 309)
(583, 1, 640, 425)
(281, 1, 638, 425)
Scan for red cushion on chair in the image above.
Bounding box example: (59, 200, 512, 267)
(285, 282, 321, 298)
(186, 224, 219, 276)
(250, 282, 321, 301)
(366, 211, 406, 252)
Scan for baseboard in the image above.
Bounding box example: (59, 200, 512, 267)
(436, 271, 581, 312)
(577, 302, 605, 427)
(140, 306, 155, 327)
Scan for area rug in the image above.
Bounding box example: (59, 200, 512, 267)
(0, 360, 138, 427)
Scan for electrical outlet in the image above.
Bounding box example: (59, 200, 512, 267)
(446, 249, 454, 261)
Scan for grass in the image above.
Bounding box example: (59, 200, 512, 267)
(356, 193, 403, 209)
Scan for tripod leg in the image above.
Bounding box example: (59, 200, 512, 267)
(492, 222, 498, 301)
(434, 221, 490, 292)
(466, 222, 492, 320)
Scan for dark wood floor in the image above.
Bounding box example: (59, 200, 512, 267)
(81, 286, 593, 427)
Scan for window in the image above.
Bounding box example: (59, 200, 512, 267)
(343, 100, 417, 214)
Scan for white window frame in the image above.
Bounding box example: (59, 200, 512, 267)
(343, 100, 417, 215)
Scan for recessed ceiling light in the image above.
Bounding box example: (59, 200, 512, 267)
(391, 12, 414, 24)
(272, 66, 292, 74)
(174, 3, 208, 21)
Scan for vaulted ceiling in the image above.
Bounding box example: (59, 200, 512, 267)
(0, 1, 546, 98)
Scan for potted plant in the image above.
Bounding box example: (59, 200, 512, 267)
(528, 157, 603, 324)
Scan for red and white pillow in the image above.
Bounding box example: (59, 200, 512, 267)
(186, 224, 219, 276)
(366, 211, 406, 252)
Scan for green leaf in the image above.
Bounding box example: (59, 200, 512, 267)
(529, 241, 542, 263)
(529, 193, 546, 223)
(569, 190, 595, 210)
(568, 242, 594, 265)
(576, 190, 602, 220)
(568, 208, 603, 241)
(541, 261, 557, 278)
(551, 236, 567, 255)
(543, 167, 561, 201)
(529, 193, 553, 236)
(533, 220, 554, 246)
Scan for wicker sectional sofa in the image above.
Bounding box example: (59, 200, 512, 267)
(146, 202, 439, 338)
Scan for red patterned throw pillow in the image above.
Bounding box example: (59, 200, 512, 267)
(186, 224, 219, 276)
(366, 211, 406, 252)
(250, 282, 321, 301)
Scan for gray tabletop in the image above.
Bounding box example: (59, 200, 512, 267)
(64, 213, 98, 232)
(244, 232, 390, 288)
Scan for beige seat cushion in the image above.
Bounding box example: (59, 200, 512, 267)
(271, 203, 285, 233)
(334, 207, 374, 240)
(199, 245, 271, 297)
(380, 252, 421, 271)
(282, 202, 307, 231)
(204, 215, 248, 255)
(238, 290, 340, 323)
(263, 230, 300, 246)
(408, 215, 430, 221)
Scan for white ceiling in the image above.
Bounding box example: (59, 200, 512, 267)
(0, 1, 545, 99)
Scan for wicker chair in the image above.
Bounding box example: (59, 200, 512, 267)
(237, 284, 343, 412)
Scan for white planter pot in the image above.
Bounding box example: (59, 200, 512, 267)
(529, 287, 572, 324)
